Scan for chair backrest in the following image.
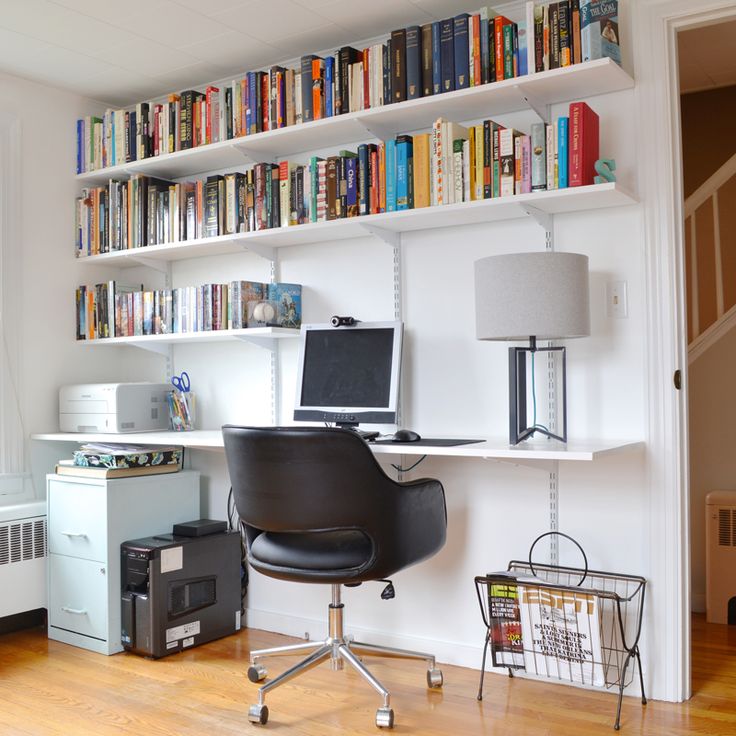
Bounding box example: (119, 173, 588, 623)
(222, 425, 447, 581)
(222, 425, 401, 534)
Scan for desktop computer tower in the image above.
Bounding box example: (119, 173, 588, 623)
(121, 521, 241, 658)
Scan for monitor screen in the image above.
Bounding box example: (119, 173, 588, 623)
(294, 321, 403, 425)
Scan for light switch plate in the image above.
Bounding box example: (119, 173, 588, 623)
(607, 281, 628, 318)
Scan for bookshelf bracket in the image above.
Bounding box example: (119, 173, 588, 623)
(126, 341, 172, 356)
(233, 335, 278, 352)
(516, 86, 550, 123)
(521, 204, 554, 239)
(359, 224, 401, 248)
(123, 255, 169, 274)
(355, 116, 395, 143)
(236, 144, 278, 165)
(237, 240, 277, 262)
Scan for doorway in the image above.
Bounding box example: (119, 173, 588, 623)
(676, 15, 736, 687)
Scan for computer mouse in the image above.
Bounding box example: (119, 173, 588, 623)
(393, 429, 421, 443)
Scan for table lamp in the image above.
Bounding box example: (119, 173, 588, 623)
(474, 252, 590, 445)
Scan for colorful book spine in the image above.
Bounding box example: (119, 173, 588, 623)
(440, 18, 455, 92)
(395, 136, 413, 210)
(531, 122, 547, 191)
(580, 0, 620, 64)
(521, 135, 532, 193)
(569, 101, 599, 186)
(385, 139, 397, 212)
(406, 26, 422, 99)
(453, 13, 470, 90)
(432, 21, 442, 94)
(558, 116, 569, 188)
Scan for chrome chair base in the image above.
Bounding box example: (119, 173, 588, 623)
(246, 585, 443, 729)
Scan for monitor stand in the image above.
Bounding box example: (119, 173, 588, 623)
(337, 422, 379, 442)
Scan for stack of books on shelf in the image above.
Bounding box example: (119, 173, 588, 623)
(75, 281, 301, 340)
(76, 102, 600, 256)
(75, 1, 619, 174)
(55, 443, 183, 479)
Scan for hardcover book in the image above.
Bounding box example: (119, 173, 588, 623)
(267, 282, 302, 328)
(391, 28, 407, 102)
(569, 101, 599, 186)
(453, 13, 470, 90)
(406, 26, 422, 99)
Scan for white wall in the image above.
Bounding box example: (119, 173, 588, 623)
(0, 71, 162, 494)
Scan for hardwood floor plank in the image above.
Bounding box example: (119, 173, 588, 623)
(0, 616, 734, 734)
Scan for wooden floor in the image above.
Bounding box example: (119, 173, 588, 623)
(0, 615, 734, 735)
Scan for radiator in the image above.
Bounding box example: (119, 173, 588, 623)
(0, 500, 47, 618)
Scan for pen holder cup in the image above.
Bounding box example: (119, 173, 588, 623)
(169, 390, 195, 431)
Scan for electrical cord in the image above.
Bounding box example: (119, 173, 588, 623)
(227, 486, 248, 613)
(530, 351, 551, 435)
(391, 455, 427, 472)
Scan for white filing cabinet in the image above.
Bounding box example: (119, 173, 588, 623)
(46, 470, 199, 655)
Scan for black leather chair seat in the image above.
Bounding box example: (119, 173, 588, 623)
(250, 529, 373, 572)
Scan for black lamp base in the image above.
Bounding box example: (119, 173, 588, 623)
(508, 339, 567, 446)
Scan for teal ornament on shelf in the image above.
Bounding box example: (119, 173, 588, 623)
(594, 158, 616, 184)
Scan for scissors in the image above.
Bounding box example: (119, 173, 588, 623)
(171, 371, 191, 393)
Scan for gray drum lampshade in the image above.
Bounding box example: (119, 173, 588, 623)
(474, 252, 590, 341)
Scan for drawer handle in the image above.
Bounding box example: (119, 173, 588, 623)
(61, 606, 87, 615)
(60, 531, 88, 538)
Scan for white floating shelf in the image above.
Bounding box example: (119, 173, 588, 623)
(76, 182, 636, 266)
(76, 59, 633, 185)
(31, 430, 644, 462)
(77, 327, 300, 354)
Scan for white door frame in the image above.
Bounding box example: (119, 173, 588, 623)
(635, 0, 736, 703)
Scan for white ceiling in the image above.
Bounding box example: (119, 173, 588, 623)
(678, 19, 736, 94)
(0, 0, 499, 107)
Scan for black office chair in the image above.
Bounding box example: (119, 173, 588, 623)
(222, 425, 447, 729)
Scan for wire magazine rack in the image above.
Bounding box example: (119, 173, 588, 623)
(474, 533, 647, 730)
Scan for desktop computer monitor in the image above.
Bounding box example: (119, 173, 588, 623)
(294, 321, 403, 429)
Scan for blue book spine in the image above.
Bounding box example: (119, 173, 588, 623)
(346, 157, 358, 212)
(358, 144, 369, 215)
(558, 116, 569, 188)
(385, 139, 397, 212)
(518, 21, 528, 76)
(453, 14, 470, 90)
(325, 56, 334, 116)
(76, 119, 84, 174)
(406, 26, 422, 100)
(247, 72, 257, 134)
(396, 140, 413, 210)
(431, 22, 442, 94)
(440, 18, 455, 93)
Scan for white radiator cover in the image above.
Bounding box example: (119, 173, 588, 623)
(0, 500, 47, 618)
(706, 490, 736, 625)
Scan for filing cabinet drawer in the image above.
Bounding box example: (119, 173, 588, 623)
(48, 478, 107, 561)
(48, 554, 108, 642)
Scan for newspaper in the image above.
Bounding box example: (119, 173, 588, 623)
(517, 585, 604, 686)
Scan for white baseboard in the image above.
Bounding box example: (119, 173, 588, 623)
(691, 593, 706, 613)
(245, 607, 485, 671)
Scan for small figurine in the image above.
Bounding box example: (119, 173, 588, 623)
(594, 158, 616, 184)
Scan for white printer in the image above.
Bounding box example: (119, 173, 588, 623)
(59, 383, 172, 433)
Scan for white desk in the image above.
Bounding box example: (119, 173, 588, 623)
(31, 430, 644, 462)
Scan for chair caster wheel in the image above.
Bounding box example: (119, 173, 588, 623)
(248, 704, 269, 725)
(248, 664, 267, 683)
(427, 668, 443, 688)
(375, 707, 394, 729)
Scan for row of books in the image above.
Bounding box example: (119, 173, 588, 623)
(526, 0, 620, 73)
(76, 102, 599, 256)
(75, 280, 302, 340)
(75, 1, 619, 174)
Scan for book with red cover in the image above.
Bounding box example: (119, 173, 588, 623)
(568, 101, 599, 186)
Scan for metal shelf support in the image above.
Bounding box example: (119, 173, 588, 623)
(360, 224, 401, 248)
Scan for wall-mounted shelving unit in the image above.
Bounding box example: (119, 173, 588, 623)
(76, 182, 636, 267)
(76, 58, 633, 185)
